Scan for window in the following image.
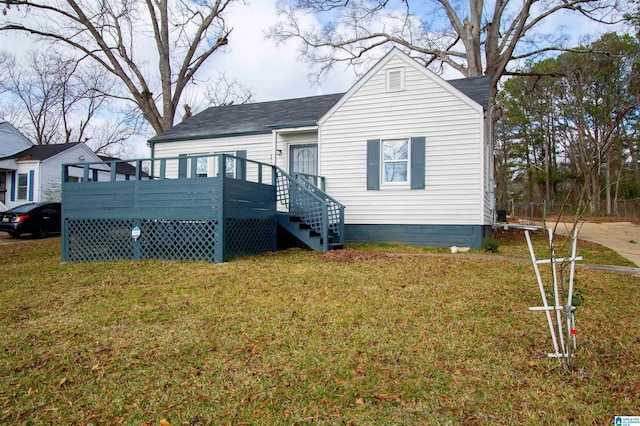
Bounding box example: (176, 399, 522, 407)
(367, 137, 425, 190)
(382, 139, 409, 184)
(196, 157, 209, 178)
(182, 152, 243, 179)
(386, 67, 405, 92)
(194, 154, 225, 178)
(212, 152, 235, 178)
(224, 155, 236, 178)
(17, 173, 28, 200)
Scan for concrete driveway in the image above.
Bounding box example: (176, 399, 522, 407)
(551, 221, 640, 267)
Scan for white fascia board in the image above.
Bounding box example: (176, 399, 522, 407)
(0, 159, 18, 170)
(271, 125, 318, 135)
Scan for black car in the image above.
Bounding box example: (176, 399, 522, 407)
(0, 202, 62, 238)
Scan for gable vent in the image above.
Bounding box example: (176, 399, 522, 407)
(386, 68, 405, 92)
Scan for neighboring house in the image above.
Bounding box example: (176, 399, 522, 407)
(0, 121, 141, 210)
(148, 48, 494, 248)
(98, 156, 150, 181)
(0, 122, 33, 210)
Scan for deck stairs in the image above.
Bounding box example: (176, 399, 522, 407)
(275, 169, 345, 252)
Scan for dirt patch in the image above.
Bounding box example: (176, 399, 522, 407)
(320, 249, 390, 263)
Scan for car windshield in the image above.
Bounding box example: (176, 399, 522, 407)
(9, 203, 41, 213)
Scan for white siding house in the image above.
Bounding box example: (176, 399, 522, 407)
(148, 48, 494, 248)
(0, 125, 143, 210)
(320, 52, 487, 227)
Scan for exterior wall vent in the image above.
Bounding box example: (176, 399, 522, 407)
(386, 68, 405, 92)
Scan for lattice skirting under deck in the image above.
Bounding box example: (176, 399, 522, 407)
(224, 218, 277, 261)
(63, 218, 220, 262)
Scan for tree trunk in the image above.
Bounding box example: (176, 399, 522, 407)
(605, 153, 611, 215)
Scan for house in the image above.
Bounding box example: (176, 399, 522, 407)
(148, 48, 494, 248)
(98, 155, 150, 181)
(0, 121, 144, 210)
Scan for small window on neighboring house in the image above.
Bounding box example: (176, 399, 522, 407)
(382, 139, 409, 184)
(17, 173, 28, 200)
(386, 67, 405, 92)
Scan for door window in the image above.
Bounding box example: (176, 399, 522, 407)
(290, 145, 318, 176)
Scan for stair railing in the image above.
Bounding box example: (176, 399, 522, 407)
(275, 167, 345, 250)
(291, 172, 326, 191)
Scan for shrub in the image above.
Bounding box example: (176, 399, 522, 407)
(482, 236, 501, 253)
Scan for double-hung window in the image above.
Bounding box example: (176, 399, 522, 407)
(367, 137, 425, 190)
(17, 173, 28, 200)
(221, 153, 236, 178)
(193, 153, 234, 178)
(196, 156, 209, 178)
(382, 139, 409, 184)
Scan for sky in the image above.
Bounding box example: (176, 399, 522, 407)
(0, 0, 631, 158)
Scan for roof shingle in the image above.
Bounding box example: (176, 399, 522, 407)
(4, 142, 81, 161)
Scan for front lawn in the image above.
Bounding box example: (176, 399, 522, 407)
(1, 237, 638, 424)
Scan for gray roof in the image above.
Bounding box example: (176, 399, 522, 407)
(4, 142, 82, 161)
(150, 93, 345, 143)
(98, 155, 149, 177)
(448, 75, 491, 111)
(150, 76, 490, 144)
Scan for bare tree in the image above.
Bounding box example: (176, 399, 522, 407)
(2, 50, 138, 153)
(204, 73, 254, 107)
(269, 0, 626, 106)
(0, 0, 238, 135)
(6, 51, 68, 145)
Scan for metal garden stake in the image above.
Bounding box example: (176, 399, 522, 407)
(525, 227, 581, 371)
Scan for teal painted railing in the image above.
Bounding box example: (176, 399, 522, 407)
(276, 167, 345, 251)
(61, 154, 277, 263)
(292, 172, 326, 191)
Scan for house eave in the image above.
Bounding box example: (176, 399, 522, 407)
(0, 158, 18, 170)
(267, 121, 318, 131)
(148, 129, 272, 146)
(270, 125, 318, 134)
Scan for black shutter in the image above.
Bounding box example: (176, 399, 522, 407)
(367, 139, 380, 190)
(410, 136, 425, 189)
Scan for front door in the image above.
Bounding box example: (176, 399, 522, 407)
(289, 144, 317, 176)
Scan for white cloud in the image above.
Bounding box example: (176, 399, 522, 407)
(197, 1, 357, 102)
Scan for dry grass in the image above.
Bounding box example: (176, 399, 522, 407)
(1, 237, 639, 424)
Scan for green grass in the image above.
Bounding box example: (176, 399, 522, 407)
(350, 229, 636, 267)
(489, 229, 638, 267)
(1, 237, 639, 424)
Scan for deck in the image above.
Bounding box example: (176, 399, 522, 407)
(61, 154, 343, 263)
